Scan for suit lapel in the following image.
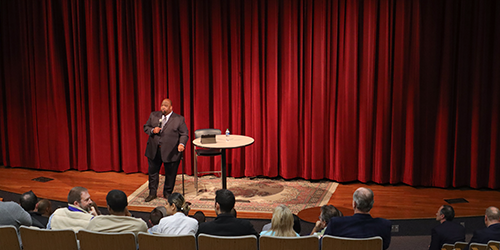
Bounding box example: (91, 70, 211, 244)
(162, 112, 176, 132)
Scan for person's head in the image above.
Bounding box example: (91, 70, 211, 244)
(68, 187, 93, 212)
(160, 99, 173, 116)
(352, 187, 374, 213)
(166, 192, 190, 216)
(20, 191, 38, 212)
(193, 211, 206, 224)
(293, 214, 301, 234)
(320, 205, 343, 226)
(106, 190, 128, 214)
(485, 206, 500, 226)
(36, 199, 52, 217)
(215, 189, 235, 214)
(270, 205, 296, 237)
(436, 205, 455, 222)
(150, 206, 167, 226)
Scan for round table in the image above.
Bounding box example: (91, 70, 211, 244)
(192, 134, 254, 189)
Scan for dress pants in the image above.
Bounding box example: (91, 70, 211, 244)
(147, 149, 180, 196)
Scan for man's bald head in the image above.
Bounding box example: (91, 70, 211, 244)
(486, 206, 500, 222)
(353, 187, 374, 213)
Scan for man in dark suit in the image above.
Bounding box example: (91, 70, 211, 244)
(197, 189, 258, 236)
(468, 206, 500, 246)
(143, 98, 188, 202)
(428, 205, 465, 250)
(324, 187, 392, 250)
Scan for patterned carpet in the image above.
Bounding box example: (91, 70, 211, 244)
(128, 175, 338, 214)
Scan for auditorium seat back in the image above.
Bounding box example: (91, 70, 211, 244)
(20, 226, 78, 250)
(0, 225, 21, 250)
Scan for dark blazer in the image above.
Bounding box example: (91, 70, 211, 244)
(324, 213, 392, 250)
(429, 221, 466, 250)
(197, 213, 258, 237)
(469, 223, 500, 245)
(144, 111, 189, 162)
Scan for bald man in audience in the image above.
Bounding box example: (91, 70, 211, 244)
(467, 206, 500, 247)
(47, 186, 98, 231)
(324, 187, 392, 250)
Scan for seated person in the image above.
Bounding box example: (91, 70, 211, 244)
(0, 200, 32, 229)
(467, 206, 500, 247)
(310, 205, 343, 238)
(262, 213, 302, 235)
(325, 187, 392, 250)
(86, 189, 147, 234)
(261, 205, 299, 237)
(48, 186, 98, 231)
(36, 199, 52, 217)
(428, 205, 465, 250)
(157, 192, 198, 235)
(197, 189, 258, 237)
(19, 191, 46, 228)
(148, 206, 167, 234)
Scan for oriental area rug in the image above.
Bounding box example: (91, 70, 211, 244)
(128, 175, 338, 214)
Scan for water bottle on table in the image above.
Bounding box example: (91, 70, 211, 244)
(225, 128, 230, 141)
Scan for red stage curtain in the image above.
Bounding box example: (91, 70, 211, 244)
(0, 0, 498, 188)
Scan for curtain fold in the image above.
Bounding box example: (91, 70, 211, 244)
(1, 0, 498, 188)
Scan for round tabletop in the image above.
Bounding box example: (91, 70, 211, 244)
(192, 134, 254, 149)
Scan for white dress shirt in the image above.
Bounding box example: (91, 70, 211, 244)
(157, 212, 198, 235)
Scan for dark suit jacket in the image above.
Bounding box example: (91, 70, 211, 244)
(469, 223, 500, 245)
(197, 213, 258, 237)
(429, 221, 466, 250)
(324, 213, 392, 250)
(144, 111, 189, 163)
(29, 211, 48, 228)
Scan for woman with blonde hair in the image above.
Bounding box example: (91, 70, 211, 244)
(260, 204, 299, 237)
(157, 192, 198, 234)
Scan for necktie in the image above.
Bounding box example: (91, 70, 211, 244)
(161, 115, 166, 130)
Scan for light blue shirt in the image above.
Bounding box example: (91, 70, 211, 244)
(260, 230, 300, 237)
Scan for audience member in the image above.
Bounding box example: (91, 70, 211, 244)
(197, 189, 258, 236)
(47, 186, 98, 231)
(261, 205, 299, 237)
(192, 211, 206, 225)
(324, 187, 392, 250)
(148, 206, 167, 234)
(0, 200, 32, 229)
(310, 205, 343, 238)
(157, 192, 198, 235)
(262, 213, 302, 235)
(428, 205, 465, 250)
(86, 189, 148, 234)
(19, 191, 46, 228)
(36, 199, 52, 217)
(467, 206, 500, 247)
(230, 208, 237, 218)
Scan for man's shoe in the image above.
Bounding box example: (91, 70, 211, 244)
(145, 194, 157, 202)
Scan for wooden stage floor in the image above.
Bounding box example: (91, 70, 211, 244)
(1, 166, 499, 221)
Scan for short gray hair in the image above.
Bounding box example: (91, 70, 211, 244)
(353, 187, 374, 212)
(486, 206, 500, 221)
